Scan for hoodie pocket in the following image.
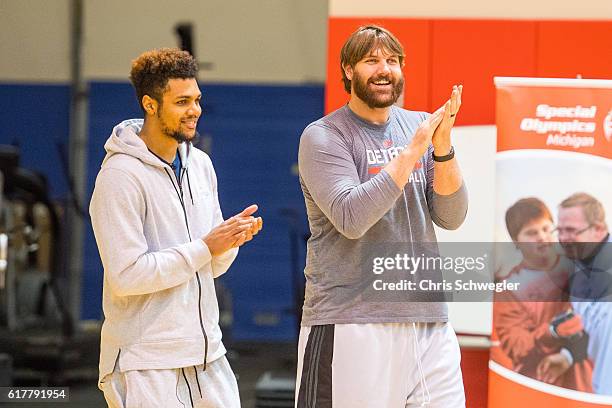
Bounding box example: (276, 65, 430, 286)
(138, 288, 192, 342)
(100, 352, 126, 408)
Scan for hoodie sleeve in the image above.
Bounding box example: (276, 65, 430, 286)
(90, 167, 212, 297)
(205, 156, 238, 278)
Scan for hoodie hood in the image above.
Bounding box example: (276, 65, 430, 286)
(103, 118, 191, 169)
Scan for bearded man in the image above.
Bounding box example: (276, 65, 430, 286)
(295, 25, 468, 407)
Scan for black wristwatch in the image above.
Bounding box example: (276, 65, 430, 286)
(432, 146, 455, 162)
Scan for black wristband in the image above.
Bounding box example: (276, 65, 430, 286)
(432, 146, 455, 162)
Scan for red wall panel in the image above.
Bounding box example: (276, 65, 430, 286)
(326, 18, 612, 124)
(537, 21, 612, 79)
(431, 20, 537, 125)
(461, 346, 490, 408)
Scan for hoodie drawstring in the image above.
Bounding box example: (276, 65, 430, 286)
(186, 168, 194, 206)
(412, 322, 431, 406)
(164, 168, 192, 238)
(164, 166, 209, 373)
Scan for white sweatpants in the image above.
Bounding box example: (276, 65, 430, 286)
(100, 356, 240, 408)
(295, 322, 465, 408)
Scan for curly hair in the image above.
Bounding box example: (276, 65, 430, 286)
(129, 48, 198, 112)
(340, 25, 405, 94)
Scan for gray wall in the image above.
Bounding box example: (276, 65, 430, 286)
(0, 0, 328, 83)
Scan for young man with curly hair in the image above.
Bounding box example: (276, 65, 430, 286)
(90, 48, 261, 407)
(296, 25, 467, 407)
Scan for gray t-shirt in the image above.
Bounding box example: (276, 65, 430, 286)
(298, 105, 468, 326)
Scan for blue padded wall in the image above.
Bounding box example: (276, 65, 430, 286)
(0, 81, 322, 341)
(0, 83, 71, 198)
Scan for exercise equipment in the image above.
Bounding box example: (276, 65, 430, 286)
(0, 145, 99, 385)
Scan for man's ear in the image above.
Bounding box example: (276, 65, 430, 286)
(593, 222, 607, 235)
(142, 95, 158, 116)
(343, 64, 353, 81)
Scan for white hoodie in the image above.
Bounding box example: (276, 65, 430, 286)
(90, 119, 237, 388)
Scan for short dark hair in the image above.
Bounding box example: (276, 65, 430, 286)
(340, 25, 405, 93)
(129, 48, 198, 112)
(505, 197, 553, 241)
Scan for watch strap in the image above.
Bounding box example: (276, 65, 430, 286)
(432, 146, 455, 162)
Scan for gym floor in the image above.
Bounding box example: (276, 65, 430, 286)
(2, 342, 297, 408)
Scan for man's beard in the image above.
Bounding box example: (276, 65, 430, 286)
(163, 127, 191, 144)
(352, 70, 404, 109)
(158, 111, 195, 144)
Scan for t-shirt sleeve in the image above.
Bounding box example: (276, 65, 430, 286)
(298, 124, 402, 239)
(425, 145, 468, 230)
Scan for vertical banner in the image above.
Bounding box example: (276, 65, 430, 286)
(490, 77, 612, 407)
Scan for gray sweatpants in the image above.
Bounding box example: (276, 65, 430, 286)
(101, 356, 240, 408)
